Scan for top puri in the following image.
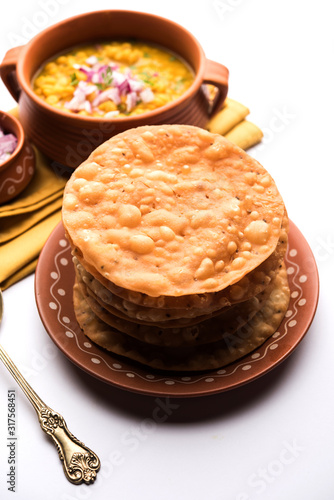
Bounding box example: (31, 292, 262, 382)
(62, 125, 285, 297)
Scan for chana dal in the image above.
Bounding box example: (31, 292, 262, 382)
(33, 41, 194, 118)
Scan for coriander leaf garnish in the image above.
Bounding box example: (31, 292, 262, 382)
(70, 73, 79, 86)
(96, 66, 113, 90)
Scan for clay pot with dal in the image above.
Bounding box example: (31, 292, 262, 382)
(0, 10, 229, 168)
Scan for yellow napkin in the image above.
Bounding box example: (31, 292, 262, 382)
(225, 120, 263, 151)
(0, 99, 262, 290)
(208, 98, 250, 135)
(0, 196, 63, 244)
(0, 210, 62, 290)
(0, 148, 65, 218)
(2, 258, 38, 290)
(207, 98, 263, 148)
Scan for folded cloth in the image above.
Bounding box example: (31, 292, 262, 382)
(0, 210, 62, 290)
(1, 258, 38, 291)
(0, 147, 66, 218)
(0, 99, 262, 290)
(207, 98, 263, 149)
(225, 120, 263, 151)
(207, 98, 250, 135)
(0, 195, 63, 244)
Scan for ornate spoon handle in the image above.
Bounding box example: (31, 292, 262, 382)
(0, 343, 100, 484)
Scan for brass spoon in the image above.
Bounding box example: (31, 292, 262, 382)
(0, 288, 100, 484)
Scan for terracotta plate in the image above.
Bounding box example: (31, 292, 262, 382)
(35, 220, 319, 397)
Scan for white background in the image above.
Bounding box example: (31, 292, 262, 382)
(0, 0, 333, 499)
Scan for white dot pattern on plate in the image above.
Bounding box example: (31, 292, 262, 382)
(205, 378, 214, 383)
(91, 358, 101, 364)
(50, 272, 58, 280)
(59, 239, 67, 247)
(16, 165, 23, 174)
(112, 363, 122, 369)
(181, 377, 191, 381)
(28, 166, 34, 175)
(270, 344, 278, 350)
(62, 316, 70, 324)
(84, 342, 92, 348)
(251, 353, 261, 359)
(289, 249, 297, 257)
(273, 332, 280, 339)
(242, 365, 252, 371)
(60, 258, 68, 266)
(8, 186, 15, 195)
(299, 275, 307, 283)
(298, 298, 306, 306)
(65, 331, 74, 338)
(165, 380, 175, 385)
(217, 370, 226, 375)
(291, 291, 299, 299)
(57, 288, 66, 296)
(126, 373, 135, 378)
(146, 374, 155, 379)
(49, 302, 57, 310)
(287, 266, 295, 275)
(288, 320, 297, 327)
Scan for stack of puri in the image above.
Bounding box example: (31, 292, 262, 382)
(62, 124, 290, 372)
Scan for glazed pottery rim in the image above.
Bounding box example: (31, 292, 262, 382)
(16, 9, 207, 124)
(0, 110, 25, 172)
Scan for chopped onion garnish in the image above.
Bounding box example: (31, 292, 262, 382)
(92, 87, 121, 107)
(126, 91, 138, 113)
(128, 78, 144, 93)
(0, 127, 18, 165)
(65, 81, 96, 111)
(140, 87, 154, 103)
(85, 55, 99, 66)
(65, 58, 154, 116)
(104, 110, 120, 118)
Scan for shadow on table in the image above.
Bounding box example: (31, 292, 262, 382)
(64, 339, 305, 425)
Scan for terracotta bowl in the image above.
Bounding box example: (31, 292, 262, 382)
(0, 111, 35, 204)
(0, 10, 229, 169)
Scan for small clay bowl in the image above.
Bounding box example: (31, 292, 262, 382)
(0, 10, 229, 169)
(0, 111, 35, 204)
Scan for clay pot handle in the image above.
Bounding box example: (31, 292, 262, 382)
(0, 46, 24, 102)
(203, 59, 229, 117)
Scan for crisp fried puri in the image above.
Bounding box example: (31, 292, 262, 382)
(76, 270, 278, 347)
(63, 125, 285, 298)
(71, 210, 288, 314)
(74, 254, 284, 329)
(64, 124, 290, 372)
(73, 265, 290, 371)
